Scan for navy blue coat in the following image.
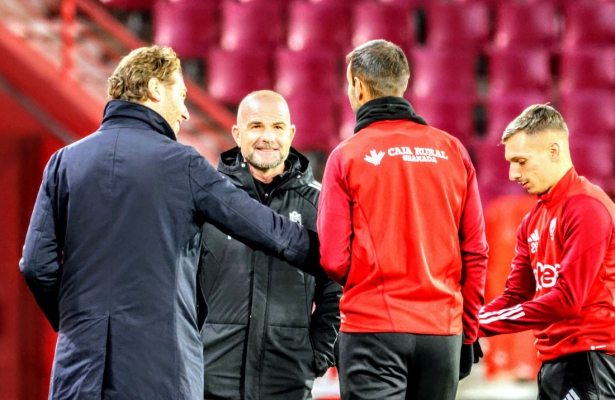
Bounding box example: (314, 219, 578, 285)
(19, 100, 316, 400)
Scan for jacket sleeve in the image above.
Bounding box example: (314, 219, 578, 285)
(188, 151, 321, 277)
(478, 214, 536, 336)
(19, 153, 63, 332)
(479, 196, 612, 335)
(310, 274, 342, 376)
(458, 154, 489, 344)
(317, 147, 353, 285)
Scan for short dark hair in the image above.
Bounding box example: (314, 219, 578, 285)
(107, 45, 182, 102)
(346, 40, 410, 98)
(502, 104, 568, 143)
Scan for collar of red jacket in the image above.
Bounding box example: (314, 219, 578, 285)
(538, 167, 577, 205)
(354, 96, 427, 134)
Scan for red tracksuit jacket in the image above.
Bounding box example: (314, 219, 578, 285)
(318, 113, 488, 343)
(479, 168, 615, 361)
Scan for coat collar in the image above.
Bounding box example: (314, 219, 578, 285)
(217, 147, 314, 195)
(354, 96, 428, 134)
(537, 167, 577, 206)
(101, 99, 177, 141)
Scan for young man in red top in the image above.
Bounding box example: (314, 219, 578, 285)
(317, 39, 488, 400)
(479, 104, 615, 399)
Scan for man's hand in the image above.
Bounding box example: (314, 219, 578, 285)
(459, 339, 483, 380)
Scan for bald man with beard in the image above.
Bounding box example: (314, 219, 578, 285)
(197, 91, 341, 400)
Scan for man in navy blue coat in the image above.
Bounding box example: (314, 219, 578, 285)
(19, 45, 320, 400)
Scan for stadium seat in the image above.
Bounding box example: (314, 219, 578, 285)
(409, 93, 476, 144)
(563, 1, 615, 49)
(485, 92, 551, 141)
(559, 48, 615, 93)
(493, 2, 558, 49)
(474, 140, 527, 202)
(153, 0, 217, 58)
(352, 1, 414, 52)
(482, 195, 541, 381)
(377, 0, 423, 8)
(339, 97, 356, 142)
(286, 93, 339, 153)
(410, 48, 477, 98)
(206, 47, 272, 106)
(274, 48, 341, 98)
(569, 136, 614, 186)
(558, 91, 615, 140)
(100, 0, 153, 10)
(487, 48, 551, 95)
(287, 1, 351, 52)
(220, 0, 284, 51)
(426, 1, 490, 50)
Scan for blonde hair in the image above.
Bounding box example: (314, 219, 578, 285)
(502, 104, 568, 143)
(107, 45, 182, 102)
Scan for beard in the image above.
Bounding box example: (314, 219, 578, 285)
(244, 146, 288, 172)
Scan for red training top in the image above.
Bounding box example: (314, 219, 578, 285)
(479, 168, 615, 361)
(318, 118, 488, 343)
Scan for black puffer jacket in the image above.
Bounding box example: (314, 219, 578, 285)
(198, 148, 342, 400)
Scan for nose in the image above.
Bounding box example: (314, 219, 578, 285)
(181, 104, 190, 122)
(261, 126, 275, 141)
(509, 164, 520, 181)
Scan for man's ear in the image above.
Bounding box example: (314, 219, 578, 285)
(231, 125, 242, 147)
(289, 124, 296, 142)
(549, 142, 561, 161)
(147, 77, 161, 102)
(353, 76, 371, 104)
(353, 76, 364, 101)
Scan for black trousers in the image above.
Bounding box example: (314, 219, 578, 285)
(538, 351, 615, 400)
(337, 332, 462, 400)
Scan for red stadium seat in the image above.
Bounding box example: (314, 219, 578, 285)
(287, 1, 351, 52)
(487, 48, 551, 95)
(153, 0, 217, 58)
(570, 137, 614, 187)
(558, 91, 615, 140)
(493, 2, 558, 49)
(426, 1, 490, 50)
(220, 0, 284, 51)
(482, 195, 540, 380)
(352, 1, 414, 52)
(274, 49, 341, 98)
(410, 48, 477, 98)
(377, 0, 423, 8)
(100, 0, 153, 10)
(485, 92, 551, 141)
(339, 95, 356, 141)
(559, 48, 615, 94)
(286, 93, 339, 153)
(474, 140, 527, 202)
(409, 93, 476, 144)
(563, 1, 615, 49)
(206, 47, 272, 106)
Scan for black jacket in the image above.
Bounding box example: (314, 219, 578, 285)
(19, 100, 317, 399)
(198, 148, 342, 400)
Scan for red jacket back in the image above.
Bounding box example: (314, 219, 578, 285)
(318, 118, 488, 342)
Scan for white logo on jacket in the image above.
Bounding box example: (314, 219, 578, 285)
(528, 229, 540, 254)
(534, 262, 560, 290)
(289, 211, 302, 225)
(364, 149, 385, 166)
(387, 146, 448, 163)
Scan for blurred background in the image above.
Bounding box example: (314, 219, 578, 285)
(1, 0, 615, 398)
